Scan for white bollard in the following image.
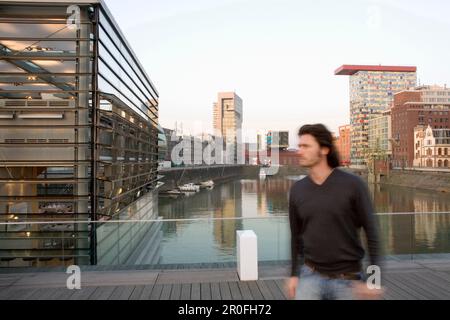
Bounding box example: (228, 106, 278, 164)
(236, 230, 258, 281)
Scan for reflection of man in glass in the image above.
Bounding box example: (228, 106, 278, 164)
(286, 124, 382, 300)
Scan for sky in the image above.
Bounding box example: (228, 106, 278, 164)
(104, 0, 450, 147)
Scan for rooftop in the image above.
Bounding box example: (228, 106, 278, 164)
(335, 64, 417, 76)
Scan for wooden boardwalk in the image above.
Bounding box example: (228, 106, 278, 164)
(1, 257, 450, 300)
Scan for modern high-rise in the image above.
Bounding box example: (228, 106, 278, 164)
(0, 0, 160, 267)
(213, 92, 243, 144)
(335, 65, 417, 167)
(213, 92, 243, 162)
(391, 85, 450, 168)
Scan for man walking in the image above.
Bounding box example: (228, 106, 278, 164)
(286, 124, 382, 300)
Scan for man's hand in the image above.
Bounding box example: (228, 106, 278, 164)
(285, 277, 299, 300)
(352, 281, 384, 300)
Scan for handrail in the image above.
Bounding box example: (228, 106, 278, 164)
(0, 211, 449, 226)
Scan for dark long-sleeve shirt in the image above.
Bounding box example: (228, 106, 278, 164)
(289, 169, 380, 277)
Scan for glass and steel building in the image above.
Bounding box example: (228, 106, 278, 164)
(0, 0, 160, 267)
(213, 92, 243, 163)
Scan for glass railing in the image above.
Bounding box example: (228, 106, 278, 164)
(0, 212, 450, 270)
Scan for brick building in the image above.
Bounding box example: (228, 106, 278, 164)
(391, 86, 450, 167)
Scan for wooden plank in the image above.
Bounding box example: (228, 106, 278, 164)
(139, 285, 155, 300)
(200, 283, 211, 300)
(159, 284, 172, 300)
(390, 273, 436, 300)
(265, 280, 285, 300)
(129, 285, 145, 300)
(149, 285, 163, 300)
(219, 282, 232, 300)
(382, 278, 414, 300)
(426, 270, 450, 284)
(109, 285, 135, 300)
(1, 288, 32, 300)
(47, 287, 75, 300)
(394, 273, 445, 300)
(383, 275, 424, 300)
(410, 273, 450, 299)
(410, 272, 450, 297)
(228, 282, 242, 300)
(89, 286, 116, 300)
(237, 281, 253, 300)
(0, 287, 13, 300)
(256, 281, 274, 300)
(69, 286, 97, 300)
(28, 288, 54, 300)
(247, 281, 264, 300)
(274, 279, 289, 300)
(191, 283, 201, 300)
(210, 282, 221, 300)
(382, 289, 400, 300)
(180, 284, 191, 300)
(170, 284, 182, 300)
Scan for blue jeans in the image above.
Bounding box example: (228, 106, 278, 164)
(296, 264, 363, 300)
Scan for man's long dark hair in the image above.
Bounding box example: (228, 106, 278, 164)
(298, 124, 341, 168)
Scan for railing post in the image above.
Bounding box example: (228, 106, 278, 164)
(236, 230, 258, 281)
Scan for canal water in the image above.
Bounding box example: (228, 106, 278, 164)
(157, 175, 450, 264)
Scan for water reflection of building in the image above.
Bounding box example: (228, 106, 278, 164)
(240, 178, 295, 216)
(369, 183, 450, 255)
(0, 0, 160, 267)
(213, 182, 242, 250)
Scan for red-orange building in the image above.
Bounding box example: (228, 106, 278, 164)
(336, 125, 351, 166)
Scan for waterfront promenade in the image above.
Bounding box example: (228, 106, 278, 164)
(1, 255, 449, 300)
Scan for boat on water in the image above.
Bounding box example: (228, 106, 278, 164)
(159, 190, 186, 199)
(199, 180, 214, 189)
(178, 183, 200, 192)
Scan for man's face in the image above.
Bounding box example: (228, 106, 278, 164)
(297, 134, 327, 168)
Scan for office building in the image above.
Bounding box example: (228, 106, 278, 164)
(0, 0, 160, 267)
(213, 92, 243, 162)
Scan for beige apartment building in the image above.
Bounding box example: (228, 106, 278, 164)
(413, 125, 450, 168)
(368, 110, 392, 157)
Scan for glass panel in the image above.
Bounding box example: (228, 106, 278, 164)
(1, 213, 449, 268)
(0, 4, 95, 269)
